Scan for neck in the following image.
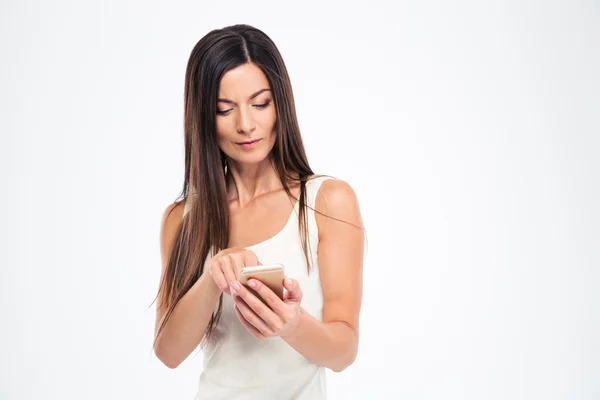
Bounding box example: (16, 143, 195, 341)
(226, 157, 282, 207)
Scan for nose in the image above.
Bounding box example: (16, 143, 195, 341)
(236, 106, 256, 135)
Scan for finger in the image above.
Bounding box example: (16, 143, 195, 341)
(233, 295, 275, 337)
(234, 304, 265, 340)
(241, 249, 260, 268)
(283, 276, 294, 291)
(244, 279, 292, 326)
(231, 280, 282, 330)
(208, 260, 227, 293)
(221, 255, 237, 294)
(283, 277, 303, 302)
(228, 253, 246, 278)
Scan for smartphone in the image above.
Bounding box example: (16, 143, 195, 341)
(239, 264, 285, 302)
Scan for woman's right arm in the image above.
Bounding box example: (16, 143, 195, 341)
(153, 202, 222, 369)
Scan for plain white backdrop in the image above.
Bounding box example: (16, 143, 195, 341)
(1, 0, 599, 399)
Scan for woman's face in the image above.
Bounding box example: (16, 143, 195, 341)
(216, 63, 277, 166)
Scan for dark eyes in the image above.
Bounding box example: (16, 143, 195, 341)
(216, 100, 272, 116)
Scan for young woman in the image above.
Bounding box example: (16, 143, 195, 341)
(154, 24, 365, 399)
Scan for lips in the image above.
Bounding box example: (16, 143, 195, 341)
(236, 139, 261, 145)
(236, 138, 262, 149)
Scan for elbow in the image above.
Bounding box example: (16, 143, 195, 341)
(330, 344, 358, 373)
(156, 352, 182, 369)
(162, 358, 182, 370)
(328, 324, 359, 373)
(331, 365, 347, 373)
(154, 343, 183, 369)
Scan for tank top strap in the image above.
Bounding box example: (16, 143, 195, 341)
(304, 175, 336, 238)
(183, 196, 191, 218)
(305, 175, 336, 209)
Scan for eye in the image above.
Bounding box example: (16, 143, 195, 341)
(254, 100, 272, 109)
(216, 108, 232, 116)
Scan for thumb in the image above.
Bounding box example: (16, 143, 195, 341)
(283, 277, 302, 301)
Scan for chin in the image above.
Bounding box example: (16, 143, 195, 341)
(230, 150, 271, 166)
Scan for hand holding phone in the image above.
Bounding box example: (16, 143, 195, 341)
(233, 264, 304, 340)
(239, 264, 285, 302)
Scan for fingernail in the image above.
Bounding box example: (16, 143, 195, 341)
(286, 278, 293, 286)
(231, 282, 240, 292)
(248, 280, 256, 288)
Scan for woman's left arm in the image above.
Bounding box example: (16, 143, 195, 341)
(282, 179, 364, 372)
(230, 179, 364, 372)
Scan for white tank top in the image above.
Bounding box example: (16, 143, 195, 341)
(183, 175, 334, 400)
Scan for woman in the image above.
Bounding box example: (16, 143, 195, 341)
(153, 24, 364, 399)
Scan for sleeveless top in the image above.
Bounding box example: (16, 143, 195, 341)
(183, 175, 335, 400)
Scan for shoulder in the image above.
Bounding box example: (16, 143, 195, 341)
(161, 199, 186, 228)
(317, 178, 358, 205)
(310, 175, 359, 210)
(159, 199, 186, 266)
(313, 177, 362, 237)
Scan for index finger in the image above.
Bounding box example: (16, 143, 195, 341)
(246, 279, 290, 317)
(241, 249, 260, 267)
(229, 251, 260, 279)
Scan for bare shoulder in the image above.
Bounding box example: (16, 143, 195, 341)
(161, 199, 186, 230)
(314, 178, 363, 236)
(317, 178, 358, 205)
(159, 199, 186, 269)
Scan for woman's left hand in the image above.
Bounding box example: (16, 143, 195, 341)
(230, 277, 303, 340)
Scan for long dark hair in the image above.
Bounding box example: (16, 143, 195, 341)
(154, 24, 318, 347)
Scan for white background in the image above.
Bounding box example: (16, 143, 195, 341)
(1, 1, 599, 399)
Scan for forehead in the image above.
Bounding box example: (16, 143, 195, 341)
(218, 63, 270, 97)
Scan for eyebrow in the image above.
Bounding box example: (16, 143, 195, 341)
(217, 88, 271, 104)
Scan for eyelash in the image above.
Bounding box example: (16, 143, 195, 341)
(217, 100, 271, 116)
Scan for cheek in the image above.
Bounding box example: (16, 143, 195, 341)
(216, 119, 235, 145)
(258, 108, 277, 130)
(215, 118, 229, 135)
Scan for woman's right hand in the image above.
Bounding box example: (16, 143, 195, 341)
(207, 248, 260, 296)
